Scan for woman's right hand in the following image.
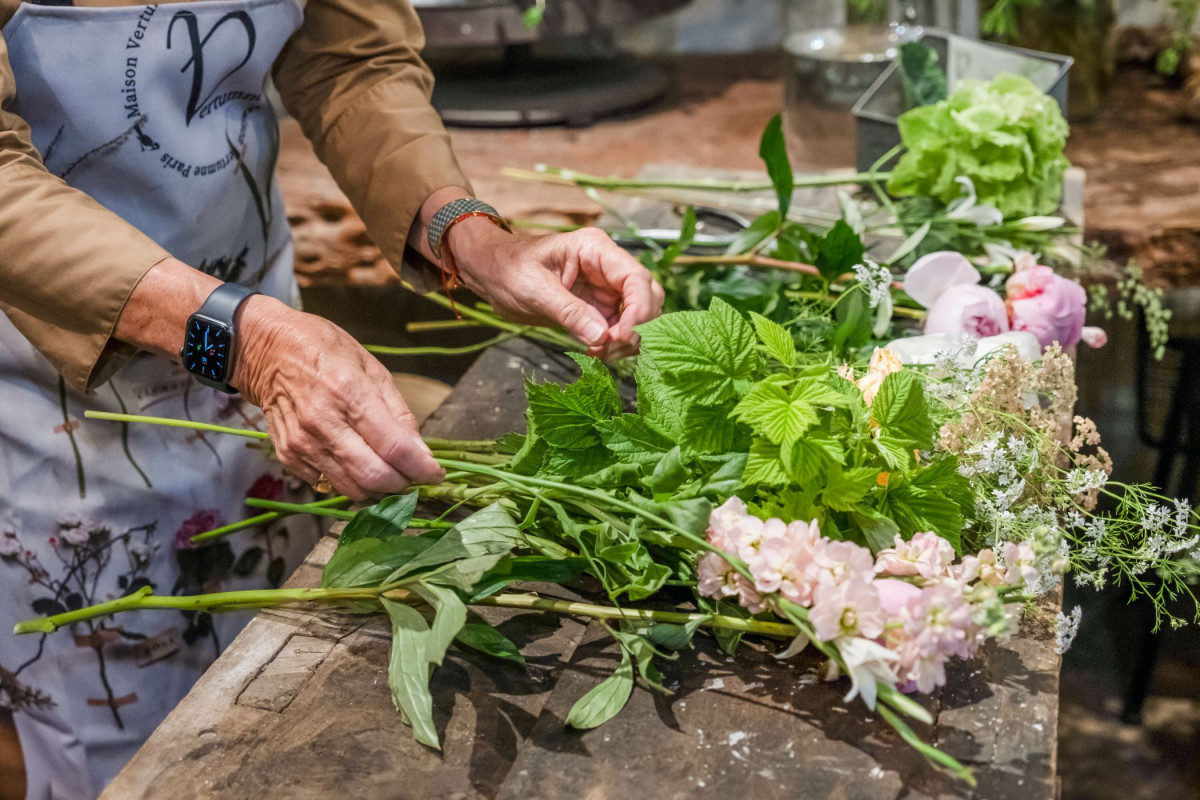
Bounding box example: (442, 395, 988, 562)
(114, 259, 443, 501)
(232, 295, 445, 501)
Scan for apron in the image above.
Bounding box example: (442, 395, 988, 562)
(0, 2, 319, 797)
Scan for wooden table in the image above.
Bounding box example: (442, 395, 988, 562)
(103, 340, 1063, 800)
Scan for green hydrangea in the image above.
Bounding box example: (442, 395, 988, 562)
(886, 73, 1070, 219)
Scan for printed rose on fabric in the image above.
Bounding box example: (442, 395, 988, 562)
(0, 531, 21, 559)
(246, 473, 284, 504)
(174, 510, 225, 551)
(1005, 261, 1089, 349)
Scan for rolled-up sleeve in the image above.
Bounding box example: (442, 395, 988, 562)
(273, 0, 471, 274)
(0, 37, 170, 393)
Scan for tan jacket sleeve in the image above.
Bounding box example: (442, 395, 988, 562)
(273, 0, 471, 274)
(0, 37, 170, 393)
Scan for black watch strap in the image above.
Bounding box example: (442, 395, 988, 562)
(198, 282, 256, 322)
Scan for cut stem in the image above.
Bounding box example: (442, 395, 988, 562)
(190, 495, 351, 543)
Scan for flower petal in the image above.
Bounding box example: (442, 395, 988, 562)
(903, 251, 981, 308)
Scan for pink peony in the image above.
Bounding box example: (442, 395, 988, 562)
(1005, 262, 1087, 349)
(924, 284, 1011, 340)
(874, 532, 956, 580)
(903, 251, 981, 308)
(810, 579, 884, 642)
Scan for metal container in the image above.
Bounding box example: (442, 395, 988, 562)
(850, 29, 1073, 171)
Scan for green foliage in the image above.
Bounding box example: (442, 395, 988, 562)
(887, 73, 1070, 217)
(758, 113, 794, 216)
(565, 648, 635, 729)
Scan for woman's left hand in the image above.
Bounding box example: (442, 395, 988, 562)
(444, 218, 665, 360)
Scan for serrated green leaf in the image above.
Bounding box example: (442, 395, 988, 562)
(543, 445, 617, 478)
(875, 435, 916, 471)
(382, 599, 439, 748)
(822, 466, 880, 511)
(850, 506, 901, 553)
(597, 414, 673, 464)
(509, 420, 548, 476)
(683, 402, 748, 454)
(759, 113, 794, 216)
(698, 451, 749, 498)
(873, 371, 934, 449)
(565, 649, 635, 729)
(879, 485, 963, 553)
(455, 622, 526, 664)
(781, 434, 844, 485)
(789, 377, 852, 409)
(525, 354, 621, 449)
(637, 298, 757, 405)
(732, 382, 819, 447)
(741, 440, 789, 488)
(636, 356, 688, 441)
(749, 311, 797, 367)
(645, 446, 689, 497)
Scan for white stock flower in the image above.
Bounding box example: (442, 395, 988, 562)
(1054, 605, 1082, 654)
(828, 636, 899, 711)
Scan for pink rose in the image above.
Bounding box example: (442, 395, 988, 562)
(1005, 263, 1087, 350)
(174, 509, 225, 550)
(924, 284, 1010, 339)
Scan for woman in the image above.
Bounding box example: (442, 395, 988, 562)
(0, 1, 664, 797)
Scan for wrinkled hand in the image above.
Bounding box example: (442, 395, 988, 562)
(232, 296, 444, 501)
(446, 220, 665, 360)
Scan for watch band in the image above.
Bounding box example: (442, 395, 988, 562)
(427, 199, 510, 259)
(197, 282, 256, 322)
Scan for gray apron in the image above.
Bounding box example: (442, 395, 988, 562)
(0, 3, 319, 797)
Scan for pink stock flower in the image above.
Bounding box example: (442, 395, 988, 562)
(874, 532, 956, 580)
(1005, 262, 1087, 349)
(810, 579, 885, 642)
(748, 520, 819, 604)
(706, 496, 749, 551)
(697, 552, 741, 599)
(924, 284, 1011, 340)
(890, 582, 978, 692)
(809, 540, 877, 588)
(973, 548, 1005, 587)
(875, 578, 922, 616)
(1001, 541, 1040, 590)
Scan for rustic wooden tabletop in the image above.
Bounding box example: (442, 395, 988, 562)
(102, 339, 1062, 800)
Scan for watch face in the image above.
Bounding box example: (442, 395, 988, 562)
(184, 318, 232, 383)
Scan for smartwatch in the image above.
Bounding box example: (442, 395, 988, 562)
(180, 283, 257, 393)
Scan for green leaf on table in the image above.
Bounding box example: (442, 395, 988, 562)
(322, 536, 435, 589)
(749, 311, 797, 368)
(565, 649, 635, 730)
(822, 465, 879, 511)
(899, 41, 948, 110)
(637, 298, 758, 406)
(525, 353, 621, 449)
(382, 598, 439, 748)
(455, 622, 525, 664)
(724, 210, 782, 256)
(758, 113, 794, 216)
(873, 371, 934, 450)
(467, 555, 589, 601)
(640, 616, 706, 651)
(384, 503, 520, 587)
(411, 582, 468, 668)
(339, 492, 420, 547)
(816, 220, 865, 283)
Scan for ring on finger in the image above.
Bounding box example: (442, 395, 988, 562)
(312, 472, 335, 494)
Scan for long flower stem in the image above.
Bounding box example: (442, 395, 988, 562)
(243, 498, 454, 529)
(190, 495, 352, 544)
(501, 166, 889, 194)
(365, 332, 521, 357)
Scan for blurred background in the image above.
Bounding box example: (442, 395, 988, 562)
(279, 2, 1200, 796)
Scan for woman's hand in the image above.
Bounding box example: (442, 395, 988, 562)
(232, 296, 444, 501)
(114, 259, 443, 501)
(444, 218, 665, 361)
